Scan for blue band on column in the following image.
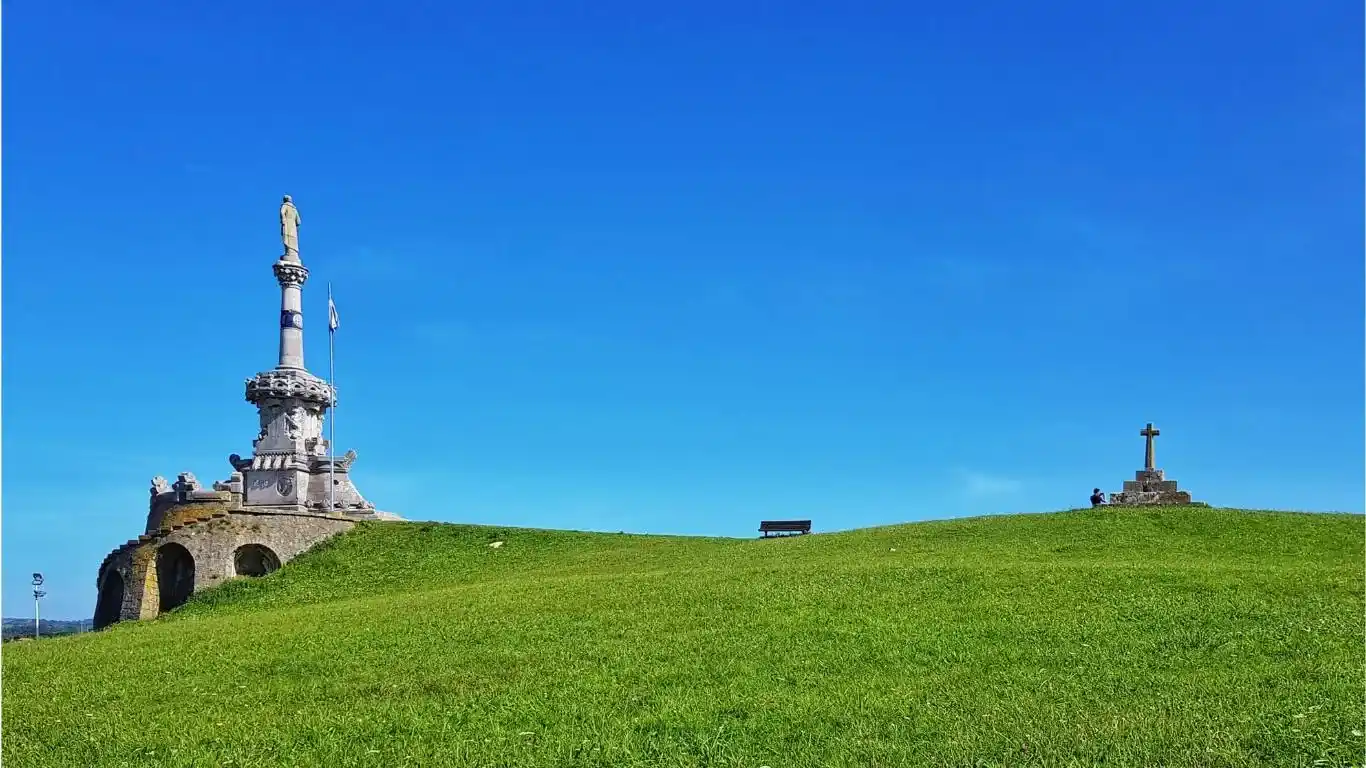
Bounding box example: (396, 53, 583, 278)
(280, 310, 303, 329)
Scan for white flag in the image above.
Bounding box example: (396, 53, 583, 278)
(328, 296, 339, 331)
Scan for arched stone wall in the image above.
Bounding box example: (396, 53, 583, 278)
(93, 569, 126, 630)
(157, 512, 353, 593)
(96, 511, 358, 625)
(156, 542, 195, 612)
(234, 543, 282, 577)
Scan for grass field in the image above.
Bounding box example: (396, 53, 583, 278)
(3, 506, 1362, 767)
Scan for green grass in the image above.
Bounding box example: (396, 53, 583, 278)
(4, 506, 1362, 767)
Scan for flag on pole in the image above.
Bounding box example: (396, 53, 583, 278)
(328, 295, 339, 331)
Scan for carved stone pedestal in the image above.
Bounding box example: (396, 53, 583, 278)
(229, 367, 375, 514)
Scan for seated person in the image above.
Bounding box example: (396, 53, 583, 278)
(1090, 488, 1106, 507)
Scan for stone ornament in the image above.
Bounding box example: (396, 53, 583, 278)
(150, 476, 172, 497)
(245, 369, 333, 406)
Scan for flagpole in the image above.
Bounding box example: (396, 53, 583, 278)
(328, 282, 336, 512)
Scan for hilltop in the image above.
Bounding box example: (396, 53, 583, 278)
(3, 506, 1361, 767)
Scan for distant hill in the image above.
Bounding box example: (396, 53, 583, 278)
(2, 618, 93, 641)
(3, 507, 1361, 767)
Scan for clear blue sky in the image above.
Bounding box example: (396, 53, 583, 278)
(4, 1, 1362, 619)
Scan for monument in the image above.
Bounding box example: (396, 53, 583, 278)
(1105, 422, 1197, 505)
(93, 196, 398, 630)
(229, 194, 371, 513)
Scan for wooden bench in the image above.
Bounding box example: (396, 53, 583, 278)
(759, 520, 812, 538)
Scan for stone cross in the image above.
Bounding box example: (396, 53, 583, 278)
(1140, 422, 1161, 470)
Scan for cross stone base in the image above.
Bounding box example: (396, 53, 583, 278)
(1107, 489, 1194, 506)
(1107, 469, 1196, 506)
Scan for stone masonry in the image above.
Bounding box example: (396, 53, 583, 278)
(1106, 422, 1197, 506)
(96, 493, 357, 628)
(94, 197, 400, 629)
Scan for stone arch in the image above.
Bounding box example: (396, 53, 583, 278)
(94, 568, 126, 630)
(233, 543, 281, 577)
(156, 542, 195, 612)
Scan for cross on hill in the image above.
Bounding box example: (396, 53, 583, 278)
(1140, 423, 1161, 470)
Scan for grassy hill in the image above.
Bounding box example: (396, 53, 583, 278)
(3, 506, 1361, 767)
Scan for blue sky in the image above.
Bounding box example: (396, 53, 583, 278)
(4, 1, 1362, 618)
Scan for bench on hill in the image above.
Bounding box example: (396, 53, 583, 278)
(759, 520, 812, 538)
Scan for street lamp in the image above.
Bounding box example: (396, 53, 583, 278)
(31, 573, 45, 639)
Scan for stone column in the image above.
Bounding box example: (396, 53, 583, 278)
(274, 257, 309, 371)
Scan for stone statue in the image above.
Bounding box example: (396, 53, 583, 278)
(280, 195, 301, 257)
(150, 476, 172, 497)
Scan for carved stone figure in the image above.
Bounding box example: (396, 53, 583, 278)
(285, 406, 304, 440)
(257, 405, 273, 439)
(280, 195, 301, 256)
(150, 476, 172, 497)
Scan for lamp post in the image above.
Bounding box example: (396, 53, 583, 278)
(31, 573, 45, 639)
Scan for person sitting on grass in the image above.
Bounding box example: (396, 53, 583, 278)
(1090, 488, 1106, 507)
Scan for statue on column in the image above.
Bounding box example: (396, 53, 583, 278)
(280, 195, 302, 257)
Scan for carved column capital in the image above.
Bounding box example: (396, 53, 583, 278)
(273, 261, 309, 287)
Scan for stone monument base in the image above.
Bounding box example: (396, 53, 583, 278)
(1107, 469, 1196, 506)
